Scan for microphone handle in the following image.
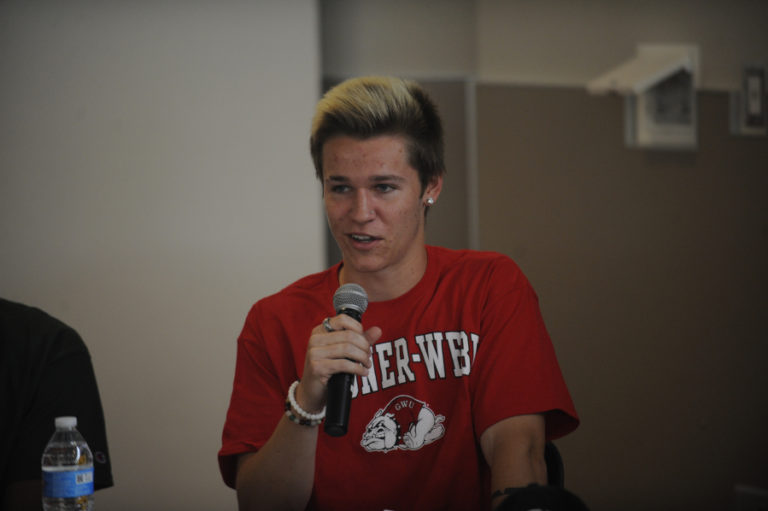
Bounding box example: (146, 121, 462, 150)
(323, 308, 362, 437)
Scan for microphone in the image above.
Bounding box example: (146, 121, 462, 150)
(324, 283, 368, 437)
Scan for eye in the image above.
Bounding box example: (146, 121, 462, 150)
(374, 183, 395, 193)
(329, 184, 351, 194)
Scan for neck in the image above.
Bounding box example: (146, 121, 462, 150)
(339, 246, 429, 302)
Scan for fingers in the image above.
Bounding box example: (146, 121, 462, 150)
(307, 329, 372, 372)
(316, 313, 363, 335)
(305, 316, 376, 377)
(309, 314, 373, 368)
(300, 315, 382, 412)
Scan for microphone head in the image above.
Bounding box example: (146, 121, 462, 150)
(333, 283, 368, 316)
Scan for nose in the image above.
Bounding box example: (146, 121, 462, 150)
(350, 190, 375, 223)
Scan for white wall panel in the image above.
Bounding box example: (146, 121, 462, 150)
(0, 1, 321, 509)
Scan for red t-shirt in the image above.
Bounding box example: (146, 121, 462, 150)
(219, 246, 579, 511)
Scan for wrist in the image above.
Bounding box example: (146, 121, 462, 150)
(295, 381, 325, 415)
(285, 380, 325, 427)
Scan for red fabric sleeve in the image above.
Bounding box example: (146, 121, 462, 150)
(469, 257, 579, 440)
(218, 302, 288, 488)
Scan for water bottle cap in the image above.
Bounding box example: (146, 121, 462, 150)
(55, 416, 77, 428)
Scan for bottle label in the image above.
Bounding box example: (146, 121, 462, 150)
(42, 467, 94, 498)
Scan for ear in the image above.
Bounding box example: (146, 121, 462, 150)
(423, 175, 443, 205)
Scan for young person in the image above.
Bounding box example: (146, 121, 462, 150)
(219, 76, 579, 511)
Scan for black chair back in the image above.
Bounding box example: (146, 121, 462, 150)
(545, 441, 564, 487)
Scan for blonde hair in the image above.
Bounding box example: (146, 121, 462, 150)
(310, 76, 445, 191)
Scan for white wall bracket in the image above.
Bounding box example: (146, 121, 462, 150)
(588, 44, 700, 150)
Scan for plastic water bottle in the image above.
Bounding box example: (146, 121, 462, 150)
(41, 416, 95, 511)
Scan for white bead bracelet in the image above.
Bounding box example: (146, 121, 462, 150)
(287, 380, 326, 423)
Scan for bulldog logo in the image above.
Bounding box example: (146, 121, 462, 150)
(361, 395, 445, 452)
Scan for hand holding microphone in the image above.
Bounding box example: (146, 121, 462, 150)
(296, 284, 380, 436)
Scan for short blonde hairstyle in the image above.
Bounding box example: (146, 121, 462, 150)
(310, 76, 445, 192)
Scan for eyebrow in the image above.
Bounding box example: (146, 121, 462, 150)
(325, 174, 407, 184)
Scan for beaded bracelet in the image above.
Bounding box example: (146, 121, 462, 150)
(284, 403, 323, 427)
(285, 380, 325, 427)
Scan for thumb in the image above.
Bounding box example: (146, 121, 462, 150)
(364, 326, 382, 345)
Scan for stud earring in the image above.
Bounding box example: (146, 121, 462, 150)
(426, 197, 435, 206)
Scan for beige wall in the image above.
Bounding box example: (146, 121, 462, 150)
(476, 85, 768, 510)
(421, 81, 472, 251)
(0, 1, 321, 510)
(321, 0, 476, 80)
(476, 0, 767, 90)
(323, 0, 767, 91)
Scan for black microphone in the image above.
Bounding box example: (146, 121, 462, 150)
(324, 283, 368, 437)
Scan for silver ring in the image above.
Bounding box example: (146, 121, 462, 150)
(322, 317, 334, 332)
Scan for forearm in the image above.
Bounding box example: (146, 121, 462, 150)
(492, 432, 545, 486)
(235, 415, 319, 511)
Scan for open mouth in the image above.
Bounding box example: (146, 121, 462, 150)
(349, 234, 379, 243)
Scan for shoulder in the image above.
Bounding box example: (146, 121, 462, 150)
(428, 246, 526, 284)
(1, 298, 59, 328)
(0, 298, 88, 359)
(246, 266, 336, 320)
(428, 245, 516, 266)
(0, 300, 95, 380)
